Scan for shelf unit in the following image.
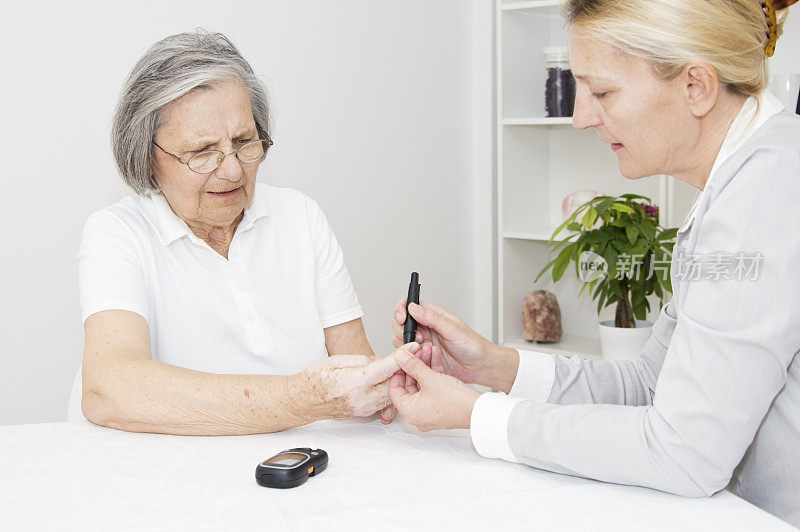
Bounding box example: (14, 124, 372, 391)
(494, 0, 697, 355)
(503, 229, 564, 241)
(502, 1, 563, 11)
(502, 117, 573, 126)
(504, 334, 601, 360)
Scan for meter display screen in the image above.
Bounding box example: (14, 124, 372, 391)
(262, 452, 307, 467)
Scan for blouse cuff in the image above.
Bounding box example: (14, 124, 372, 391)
(508, 349, 556, 401)
(470, 392, 525, 462)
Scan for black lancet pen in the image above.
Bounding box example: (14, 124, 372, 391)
(403, 272, 421, 344)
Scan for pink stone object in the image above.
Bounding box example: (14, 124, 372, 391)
(522, 290, 563, 342)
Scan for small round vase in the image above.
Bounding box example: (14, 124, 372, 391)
(598, 319, 652, 360)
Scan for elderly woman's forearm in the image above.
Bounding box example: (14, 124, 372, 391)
(82, 359, 323, 435)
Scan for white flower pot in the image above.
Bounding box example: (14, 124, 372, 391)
(598, 320, 652, 361)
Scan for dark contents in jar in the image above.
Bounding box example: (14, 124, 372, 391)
(545, 67, 576, 117)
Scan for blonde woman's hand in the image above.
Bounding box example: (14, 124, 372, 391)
(389, 344, 481, 432)
(391, 300, 501, 385)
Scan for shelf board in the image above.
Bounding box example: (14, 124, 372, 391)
(502, 117, 573, 126)
(501, 0, 563, 11)
(503, 229, 571, 242)
(504, 333, 601, 359)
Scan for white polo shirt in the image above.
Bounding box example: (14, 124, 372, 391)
(78, 184, 363, 376)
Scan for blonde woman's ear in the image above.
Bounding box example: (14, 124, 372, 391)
(682, 63, 720, 118)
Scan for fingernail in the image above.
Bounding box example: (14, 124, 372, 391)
(395, 312, 403, 322)
(396, 350, 411, 364)
(408, 342, 420, 353)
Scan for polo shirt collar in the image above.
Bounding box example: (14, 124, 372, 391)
(147, 186, 270, 246)
(148, 191, 191, 246)
(238, 186, 270, 233)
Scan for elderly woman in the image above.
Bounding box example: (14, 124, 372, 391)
(388, 0, 800, 527)
(79, 31, 406, 435)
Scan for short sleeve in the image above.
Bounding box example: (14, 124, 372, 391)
(305, 198, 363, 328)
(78, 210, 149, 323)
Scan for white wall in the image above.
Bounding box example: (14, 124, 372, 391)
(772, 14, 800, 75)
(2, 1, 796, 426)
(0, 0, 492, 425)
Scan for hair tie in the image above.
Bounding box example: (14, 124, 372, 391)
(763, 0, 799, 57)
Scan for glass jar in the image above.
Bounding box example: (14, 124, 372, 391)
(543, 46, 576, 117)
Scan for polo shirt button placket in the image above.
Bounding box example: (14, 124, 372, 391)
(226, 255, 270, 355)
(226, 264, 252, 334)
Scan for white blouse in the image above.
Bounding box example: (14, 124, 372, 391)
(78, 184, 363, 376)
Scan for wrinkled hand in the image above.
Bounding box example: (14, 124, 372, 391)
(392, 299, 496, 385)
(299, 343, 419, 420)
(389, 344, 481, 432)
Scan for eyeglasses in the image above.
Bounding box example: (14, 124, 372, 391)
(153, 138, 273, 174)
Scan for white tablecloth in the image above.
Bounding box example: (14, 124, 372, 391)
(0, 418, 793, 531)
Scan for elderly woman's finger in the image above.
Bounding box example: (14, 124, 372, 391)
(380, 404, 396, 425)
(361, 345, 418, 385)
(325, 354, 370, 368)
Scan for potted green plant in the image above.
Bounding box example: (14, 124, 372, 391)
(535, 194, 678, 359)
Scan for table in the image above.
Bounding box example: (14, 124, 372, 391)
(0, 418, 794, 531)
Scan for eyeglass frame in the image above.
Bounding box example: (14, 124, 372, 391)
(152, 137, 274, 174)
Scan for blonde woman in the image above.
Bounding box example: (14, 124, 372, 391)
(387, 0, 800, 527)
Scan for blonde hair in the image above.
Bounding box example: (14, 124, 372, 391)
(563, 0, 793, 97)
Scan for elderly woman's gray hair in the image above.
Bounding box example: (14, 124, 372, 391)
(112, 30, 271, 194)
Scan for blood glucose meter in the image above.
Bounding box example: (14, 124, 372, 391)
(255, 447, 328, 488)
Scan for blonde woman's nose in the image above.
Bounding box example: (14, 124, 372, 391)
(571, 89, 601, 130)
